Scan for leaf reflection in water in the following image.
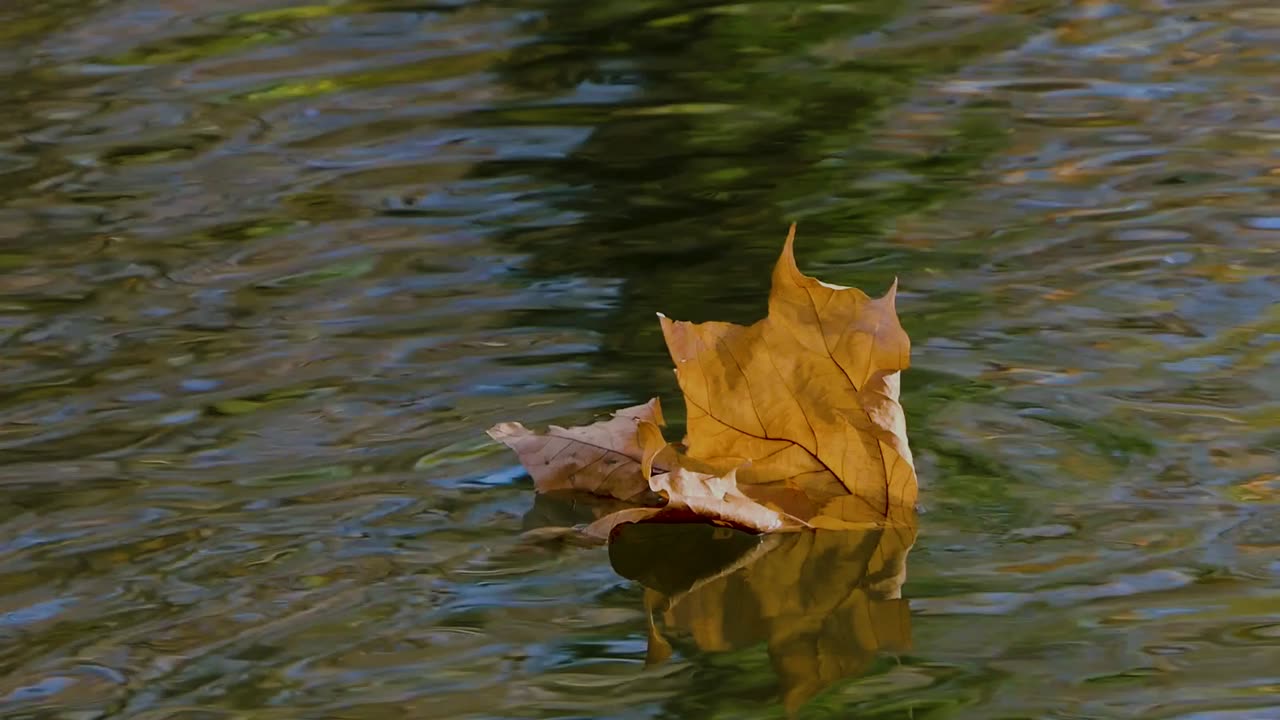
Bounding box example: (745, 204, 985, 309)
(609, 521, 916, 714)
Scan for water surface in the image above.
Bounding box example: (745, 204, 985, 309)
(1, 0, 1278, 717)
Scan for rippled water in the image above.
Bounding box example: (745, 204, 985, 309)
(1, 0, 1278, 717)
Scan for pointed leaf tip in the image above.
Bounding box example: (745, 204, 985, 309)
(776, 223, 803, 283)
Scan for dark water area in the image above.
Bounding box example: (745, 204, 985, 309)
(1, 0, 1278, 717)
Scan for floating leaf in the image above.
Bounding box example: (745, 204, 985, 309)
(488, 224, 917, 534)
(660, 224, 916, 525)
(486, 399, 666, 502)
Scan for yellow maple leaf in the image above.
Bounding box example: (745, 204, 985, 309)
(659, 224, 916, 526)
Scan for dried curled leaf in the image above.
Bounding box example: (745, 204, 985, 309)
(659, 224, 916, 525)
(584, 421, 805, 539)
(583, 466, 798, 539)
(486, 399, 665, 502)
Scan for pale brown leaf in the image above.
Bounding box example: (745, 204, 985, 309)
(486, 399, 666, 502)
(584, 421, 806, 539)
